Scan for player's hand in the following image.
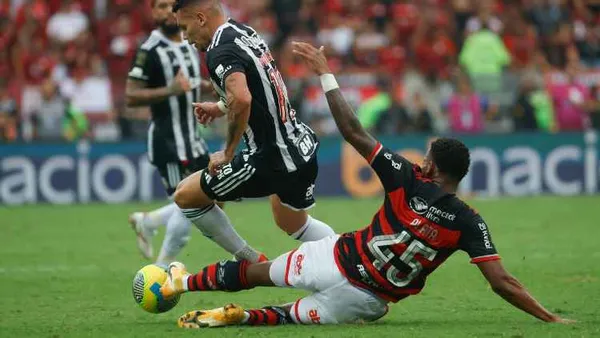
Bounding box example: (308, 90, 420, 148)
(193, 102, 225, 126)
(170, 69, 192, 96)
(291, 42, 331, 76)
(208, 151, 233, 176)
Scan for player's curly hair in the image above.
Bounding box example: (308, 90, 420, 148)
(430, 138, 471, 183)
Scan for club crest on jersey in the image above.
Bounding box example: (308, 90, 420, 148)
(409, 196, 429, 215)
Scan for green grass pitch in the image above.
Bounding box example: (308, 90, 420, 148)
(1, 196, 599, 337)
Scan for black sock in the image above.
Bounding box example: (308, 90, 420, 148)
(187, 260, 252, 292)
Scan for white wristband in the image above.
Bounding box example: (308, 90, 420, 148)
(217, 100, 230, 114)
(320, 74, 339, 93)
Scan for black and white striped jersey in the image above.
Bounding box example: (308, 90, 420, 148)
(206, 19, 319, 173)
(129, 29, 208, 165)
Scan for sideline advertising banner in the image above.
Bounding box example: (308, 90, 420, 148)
(1, 132, 598, 205)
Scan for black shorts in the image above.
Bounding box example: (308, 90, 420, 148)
(156, 155, 210, 196)
(200, 153, 317, 210)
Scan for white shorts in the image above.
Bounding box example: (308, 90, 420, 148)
(269, 235, 389, 324)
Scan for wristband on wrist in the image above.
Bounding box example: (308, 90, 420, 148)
(217, 100, 230, 114)
(320, 73, 339, 93)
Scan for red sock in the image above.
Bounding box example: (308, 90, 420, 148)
(187, 260, 251, 292)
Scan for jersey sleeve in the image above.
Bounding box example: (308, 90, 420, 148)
(206, 44, 247, 89)
(368, 143, 417, 192)
(458, 213, 501, 264)
(128, 47, 160, 83)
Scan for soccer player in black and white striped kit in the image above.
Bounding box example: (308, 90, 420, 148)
(170, 0, 336, 263)
(126, 0, 214, 265)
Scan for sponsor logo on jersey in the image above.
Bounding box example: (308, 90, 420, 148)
(409, 196, 429, 215)
(384, 152, 403, 171)
(308, 309, 321, 324)
(294, 254, 304, 276)
(425, 206, 456, 222)
(478, 223, 493, 249)
(357, 264, 378, 288)
(215, 64, 229, 80)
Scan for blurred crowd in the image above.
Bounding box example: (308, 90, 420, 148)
(1, 0, 600, 143)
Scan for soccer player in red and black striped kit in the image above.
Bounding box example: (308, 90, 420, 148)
(159, 42, 575, 328)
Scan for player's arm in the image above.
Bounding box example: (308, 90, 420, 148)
(126, 48, 191, 107)
(460, 216, 574, 324)
(222, 72, 252, 160)
(476, 260, 570, 323)
(126, 70, 191, 107)
(292, 42, 377, 159)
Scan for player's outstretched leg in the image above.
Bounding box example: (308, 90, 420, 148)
(129, 203, 178, 259)
(174, 170, 264, 263)
(177, 304, 295, 328)
(155, 208, 192, 267)
(159, 259, 272, 299)
(161, 260, 295, 328)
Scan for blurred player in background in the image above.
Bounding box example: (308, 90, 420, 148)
(168, 0, 336, 263)
(126, 0, 214, 266)
(160, 42, 574, 328)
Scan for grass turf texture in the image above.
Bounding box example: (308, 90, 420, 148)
(1, 196, 599, 338)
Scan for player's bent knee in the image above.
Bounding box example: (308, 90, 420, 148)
(173, 183, 203, 209)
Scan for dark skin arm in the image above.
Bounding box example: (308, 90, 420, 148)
(125, 69, 191, 107)
(291, 42, 378, 160)
(477, 260, 574, 323)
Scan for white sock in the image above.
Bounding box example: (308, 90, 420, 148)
(182, 275, 190, 291)
(156, 208, 192, 265)
(181, 204, 261, 263)
(290, 216, 335, 242)
(144, 203, 178, 230)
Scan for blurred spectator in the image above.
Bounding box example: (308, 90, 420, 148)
(446, 74, 494, 134)
(0, 80, 18, 142)
(548, 62, 591, 131)
(527, 0, 568, 38)
(47, 0, 89, 44)
(357, 77, 412, 135)
(412, 92, 434, 133)
(465, 0, 503, 35)
(589, 84, 600, 129)
(573, 10, 600, 67)
(402, 68, 452, 133)
(502, 11, 537, 68)
(32, 78, 68, 140)
(512, 74, 557, 131)
(459, 26, 511, 76)
(60, 54, 113, 116)
(317, 13, 355, 57)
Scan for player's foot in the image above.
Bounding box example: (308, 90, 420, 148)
(160, 262, 190, 299)
(128, 212, 154, 260)
(177, 304, 246, 328)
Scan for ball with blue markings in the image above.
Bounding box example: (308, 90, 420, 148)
(132, 264, 180, 313)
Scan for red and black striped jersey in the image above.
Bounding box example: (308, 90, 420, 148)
(334, 143, 500, 303)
